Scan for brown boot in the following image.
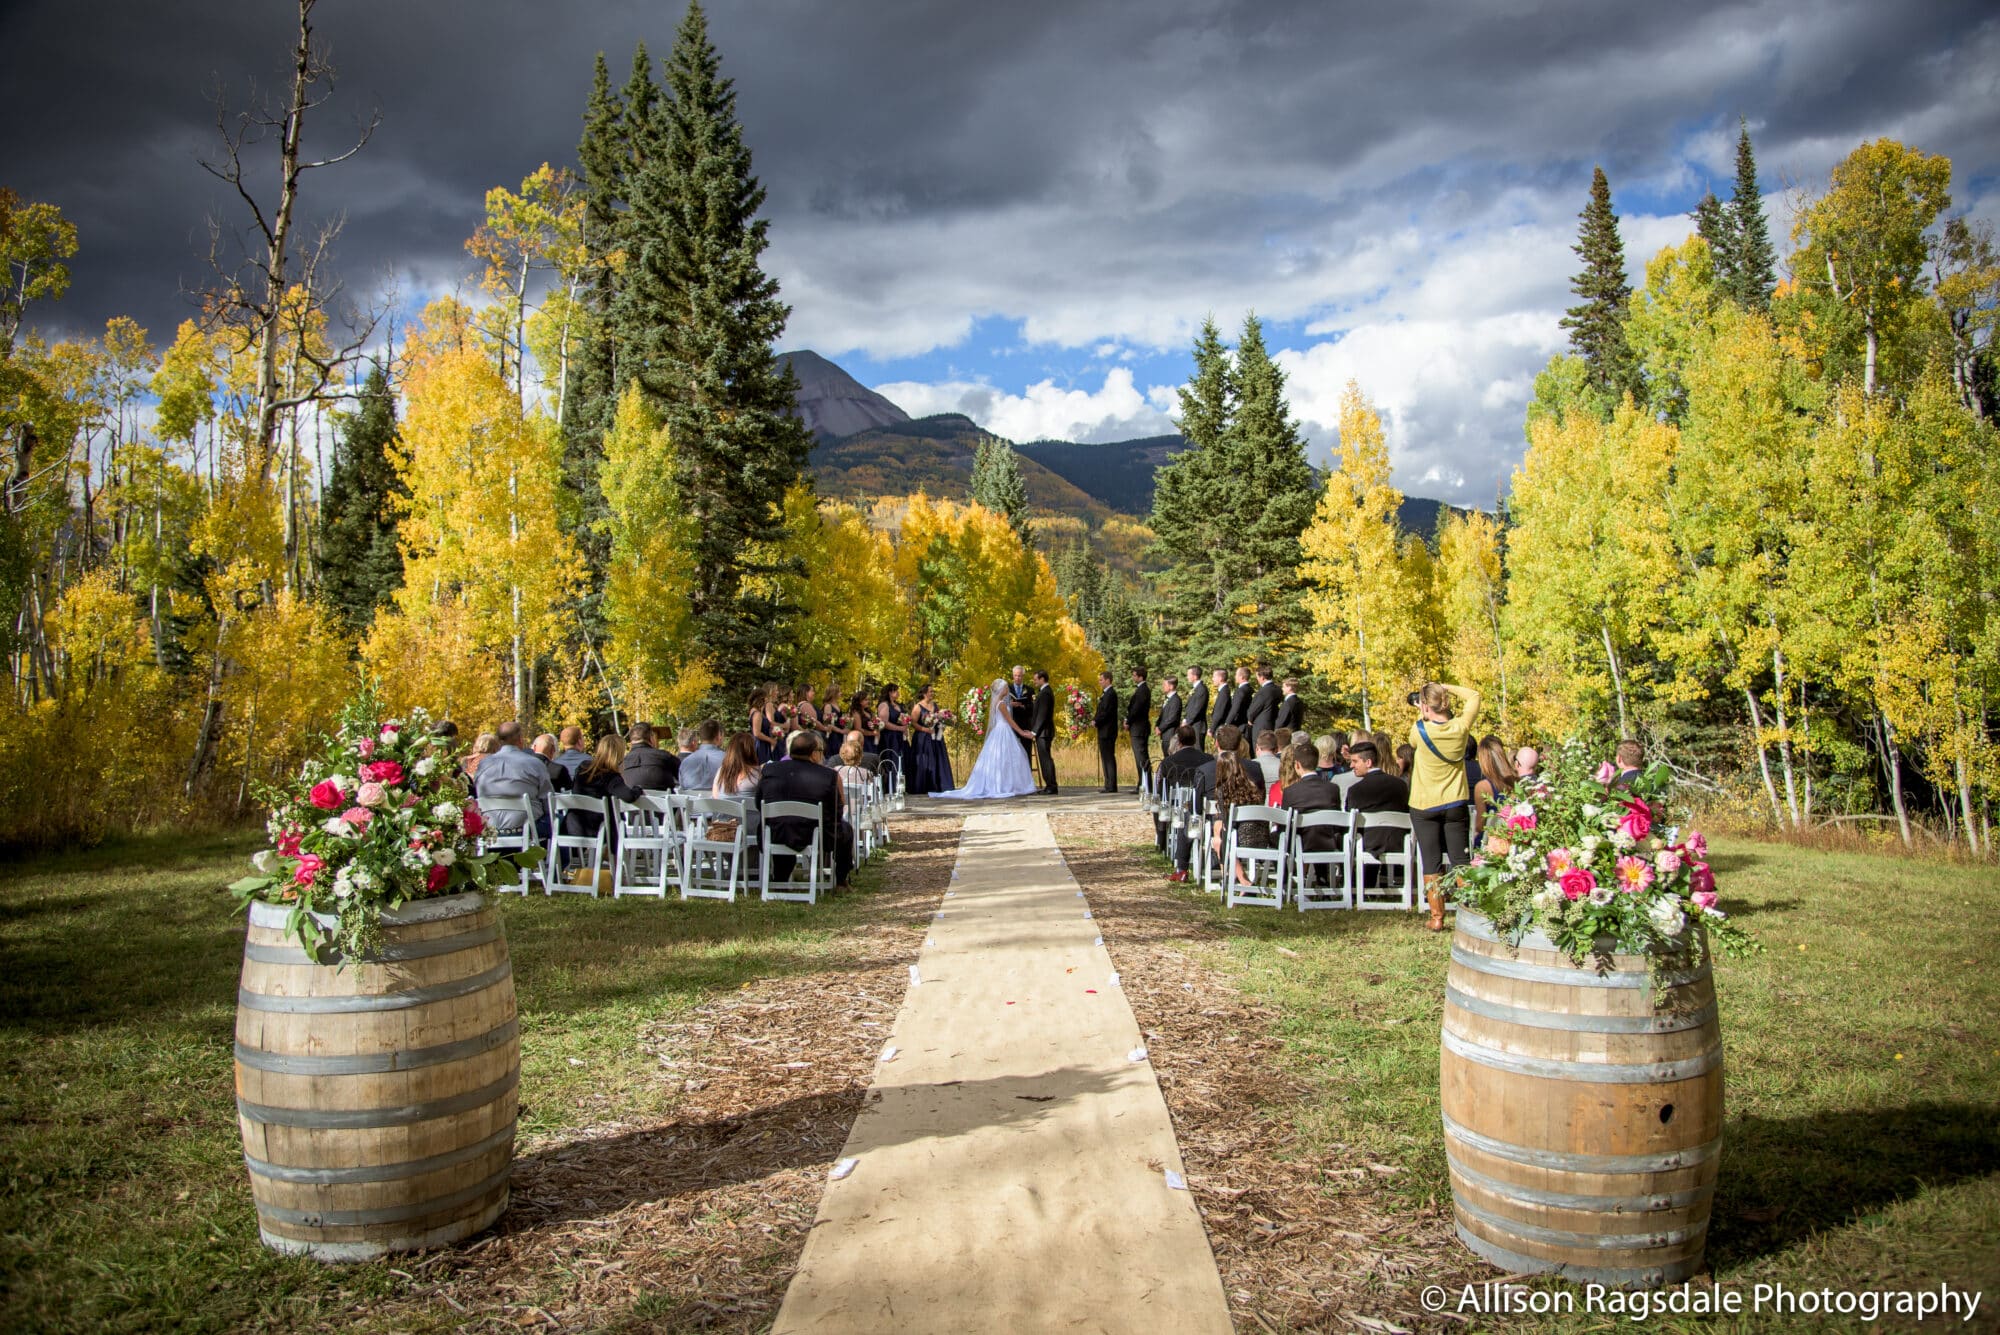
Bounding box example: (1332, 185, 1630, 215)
(1425, 877, 1446, 932)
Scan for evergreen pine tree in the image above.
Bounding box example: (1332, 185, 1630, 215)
(1224, 314, 1318, 657)
(317, 363, 405, 633)
(1560, 166, 1639, 404)
(612, 1, 813, 690)
(1726, 120, 1777, 309)
(1693, 190, 1736, 296)
(970, 435, 1032, 542)
(1149, 316, 1235, 654)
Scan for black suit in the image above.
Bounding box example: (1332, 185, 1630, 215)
(1245, 680, 1281, 740)
(1094, 687, 1119, 791)
(1153, 743, 1204, 852)
(1228, 682, 1255, 732)
(759, 757, 853, 886)
(1184, 681, 1210, 748)
(1010, 682, 1033, 757)
(1125, 681, 1152, 782)
(621, 744, 680, 792)
(1207, 682, 1232, 737)
(1280, 773, 1344, 885)
(1276, 692, 1304, 734)
(1343, 770, 1411, 855)
(1031, 683, 1058, 793)
(1173, 754, 1219, 872)
(1155, 689, 1182, 740)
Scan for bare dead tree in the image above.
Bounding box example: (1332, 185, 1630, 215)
(198, 0, 382, 487)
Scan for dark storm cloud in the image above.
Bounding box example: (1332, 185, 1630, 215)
(3, 0, 1995, 497)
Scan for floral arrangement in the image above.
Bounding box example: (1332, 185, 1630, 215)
(1443, 740, 1758, 969)
(228, 691, 544, 962)
(1065, 687, 1094, 743)
(961, 685, 990, 739)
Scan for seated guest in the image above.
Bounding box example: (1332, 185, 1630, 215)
(564, 735, 640, 840)
(1154, 725, 1207, 872)
(473, 721, 550, 835)
(677, 720, 727, 794)
(1340, 740, 1410, 861)
(1168, 725, 1220, 881)
(1267, 735, 1310, 805)
(843, 729, 881, 775)
(677, 727, 698, 762)
(462, 731, 498, 782)
(1515, 745, 1541, 784)
(834, 736, 875, 791)
(1254, 729, 1282, 787)
(1395, 742, 1416, 780)
(760, 730, 855, 889)
(1315, 732, 1346, 779)
(622, 722, 680, 791)
(712, 733, 763, 841)
(1471, 735, 1517, 843)
(1208, 752, 1268, 887)
(1280, 739, 1343, 885)
(531, 733, 572, 792)
(553, 726, 591, 781)
(1611, 738, 1644, 788)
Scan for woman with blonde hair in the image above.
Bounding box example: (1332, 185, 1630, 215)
(462, 731, 499, 781)
(1405, 681, 1482, 930)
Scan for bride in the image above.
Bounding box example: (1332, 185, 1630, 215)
(935, 678, 1038, 801)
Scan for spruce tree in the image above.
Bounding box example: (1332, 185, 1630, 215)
(612, 1, 812, 690)
(1693, 190, 1736, 296)
(317, 364, 405, 633)
(1726, 121, 1776, 309)
(970, 435, 1031, 542)
(1560, 166, 1639, 404)
(1224, 314, 1318, 657)
(1149, 316, 1234, 653)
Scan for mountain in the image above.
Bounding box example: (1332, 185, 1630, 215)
(810, 413, 1116, 525)
(1016, 435, 1187, 514)
(778, 349, 910, 439)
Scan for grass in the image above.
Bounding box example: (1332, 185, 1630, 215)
(1118, 831, 2000, 1327)
(0, 829, 905, 1334)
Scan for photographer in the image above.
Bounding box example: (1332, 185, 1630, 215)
(1405, 681, 1481, 931)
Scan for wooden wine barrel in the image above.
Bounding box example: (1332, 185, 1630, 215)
(234, 892, 518, 1261)
(1440, 908, 1722, 1287)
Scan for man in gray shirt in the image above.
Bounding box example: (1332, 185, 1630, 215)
(676, 719, 728, 794)
(474, 721, 551, 834)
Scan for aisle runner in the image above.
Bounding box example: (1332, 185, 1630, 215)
(773, 810, 1231, 1334)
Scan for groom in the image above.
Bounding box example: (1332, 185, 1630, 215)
(1030, 670, 1059, 795)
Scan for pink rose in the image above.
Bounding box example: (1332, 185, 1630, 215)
(1655, 848, 1683, 876)
(462, 806, 486, 837)
(1546, 848, 1575, 877)
(426, 863, 451, 893)
(1685, 830, 1708, 858)
(293, 854, 325, 886)
(1617, 798, 1651, 841)
(1691, 889, 1718, 911)
(379, 724, 400, 741)
(356, 782, 388, 809)
(1506, 808, 1538, 832)
(1595, 761, 1617, 785)
(341, 806, 373, 828)
(308, 779, 344, 811)
(1690, 861, 1716, 896)
(361, 760, 406, 786)
(1614, 855, 1655, 893)
(356, 737, 377, 759)
(275, 828, 303, 857)
(1559, 867, 1597, 901)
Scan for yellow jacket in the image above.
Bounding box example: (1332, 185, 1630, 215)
(1405, 684, 1481, 811)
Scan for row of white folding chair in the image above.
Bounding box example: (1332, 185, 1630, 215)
(1200, 804, 1424, 911)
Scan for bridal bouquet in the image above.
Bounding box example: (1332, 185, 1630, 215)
(961, 685, 990, 739)
(228, 690, 543, 962)
(1065, 687, 1093, 743)
(1442, 739, 1758, 968)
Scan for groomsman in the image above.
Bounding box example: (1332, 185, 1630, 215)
(1276, 677, 1305, 734)
(1094, 671, 1120, 793)
(1124, 666, 1153, 785)
(1031, 671, 1059, 795)
(1227, 666, 1255, 734)
(1154, 674, 1183, 760)
(1183, 667, 1210, 751)
(1207, 668, 1232, 740)
(1245, 661, 1281, 739)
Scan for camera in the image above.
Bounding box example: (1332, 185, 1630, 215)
(1406, 691, 1422, 708)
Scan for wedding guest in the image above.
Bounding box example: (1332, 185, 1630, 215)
(835, 736, 875, 790)
(1370, 730, 1398, 776)
(1253, 729, 1282, 787)
(530, 733, 573, 792)
(1315, 732, 1346, 780)
(1246, 662, 1281, 739)
(1276, 678, 1304, 735)
(1268, 735, 1310, 804)
(841, 729, 881, 776)
(852, 689, 880, 755)
(761, 730, 854, 889)
(677, 728, 698, 762)
(749, 686, 783, 764)
(794, 684, 823, 747)
(1515, 745, 1541, 783)
(564, 735, 639, 841)
(462, 731, 499, 782)
(1209, 752, 1268, 887)
(1472, 735, 1517, 843)
(474, 722, 550, 836)
(713, 732, 763, 841)
(1280, 739, 1343, 885)
(622, 722, 680, 791)
(1405, 681, 1482, 931)
(877, 683, 910, 779)
(1394, 742, 1415, 779)
(678, 720, 727, 794)
(1612, 738, 1645, 788)
(554, 726, 591, 781)
(1342, 740, 1410, 870)
(1158, 725, 1208, 877)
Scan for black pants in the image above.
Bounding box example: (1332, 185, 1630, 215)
(770, 819, 855, 887)
(1412, 804, 1470, 876)
(1129, 729, 1151, 785)
(1036, 733, 1058, 792)
(1098, 731, 1118, 791)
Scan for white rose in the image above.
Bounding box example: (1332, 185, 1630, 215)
(1581, 803, 1601, 819)
(1648, 899, 1687, 936)
(413, 756, 438, 778)
(1532, 887, 1562, 913)
(431, 801, 461, 822)
(351, 867, 377, 891)
(323, 816, 355, 838)
(332, 867, 355, 898)
(333, 773, 358, 796)
(432, 848, 457, 867)
(1514, 801, 1535, 819)
(1580, 835, 1602, 858)
(1612, 829, 1635, 850)
(252, 850, 280, 875)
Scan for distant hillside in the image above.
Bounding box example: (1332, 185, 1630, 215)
(1016, 435, 1187, 514)
(809, 414, 1117, 527)
(778, 349, 909, 439)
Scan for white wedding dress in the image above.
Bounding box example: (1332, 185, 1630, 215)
(935, 678, 1038, 801)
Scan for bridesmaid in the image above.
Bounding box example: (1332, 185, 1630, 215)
(749, 685, 782, 764)
(877, 683, 909, 781)
(794, 684, 823, 755)
(852, 689, 879, 755)
(821, 687, 845, 742)
(908, 684, 953, 794)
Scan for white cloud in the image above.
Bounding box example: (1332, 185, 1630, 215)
(873, 367, 1178, 444)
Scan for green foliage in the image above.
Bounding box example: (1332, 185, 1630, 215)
(1559, 166, 1640, 404)
(969, 433, 1032, 542)
(1725, 121, 1777, 309)
(316, 364, 405, 634)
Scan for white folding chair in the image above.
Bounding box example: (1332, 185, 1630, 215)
(476, 795, 541, 894)
(1294, 809, 1356, 911)
(1224, 805, 1291, 908)
(612, 793, 675, 898)
(869, 773, 893, 848)
(546, 794, 608, 896)
(681, 796, 753, 901)
(1353, 810, 1420, 909)
(759, 800, 829, 904)
(1196, 797, 1224, 895)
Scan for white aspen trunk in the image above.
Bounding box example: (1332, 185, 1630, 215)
(1601, 620, 1628, 739)
(281, 411, 297, 593)
(1879, 709, 1912, 846)
(1356, 595, 1372, 732)
(513, 255, 529, 407)
(1955, 702, 1980, 856)
(1744, 688, 1783, 823)
(554, 272, 579, 429)
(509, 466, 525, 724)
(1770, 645, 1801, 828)
(250, 6, 313, 483)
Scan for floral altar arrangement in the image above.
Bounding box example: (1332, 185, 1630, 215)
(961, 685, 990, 739)
(1443, 740, 1759, 969)
(1064, 686, 1093, 744)
(228, 691, 544, 961)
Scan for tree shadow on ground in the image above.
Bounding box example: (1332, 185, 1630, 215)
(1707, 1101, 2000, 1267)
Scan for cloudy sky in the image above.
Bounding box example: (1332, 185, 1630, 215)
(5, 0, 1997, 503)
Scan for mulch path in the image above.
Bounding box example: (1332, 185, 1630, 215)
(1052, 812, 1483, 1335)
(343, 815, 963, 1334)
